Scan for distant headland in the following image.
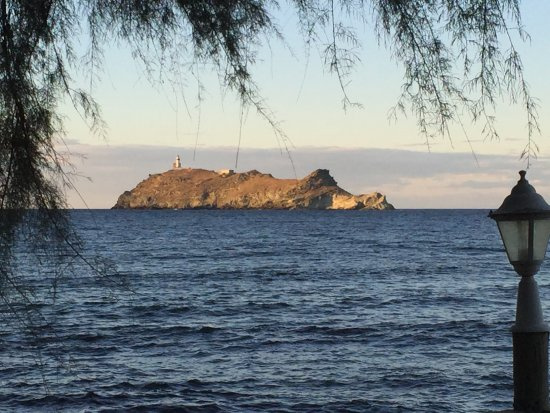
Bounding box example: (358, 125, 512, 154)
(112, 156, 394, 210)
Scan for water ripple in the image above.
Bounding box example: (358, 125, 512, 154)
(0, 210, 520, 412)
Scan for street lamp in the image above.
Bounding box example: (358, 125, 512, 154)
(490, 170, 550, 412)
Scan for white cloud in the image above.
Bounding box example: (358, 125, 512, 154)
(60, 143, 550, 209)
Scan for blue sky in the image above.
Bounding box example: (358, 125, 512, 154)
(61, 2, 550, 208)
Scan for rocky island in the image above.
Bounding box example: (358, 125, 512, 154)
(113, 165, 394, 210)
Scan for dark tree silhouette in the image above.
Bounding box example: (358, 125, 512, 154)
(0, 0, 538, 329)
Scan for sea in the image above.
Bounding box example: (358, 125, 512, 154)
(0, 209, 540, 412)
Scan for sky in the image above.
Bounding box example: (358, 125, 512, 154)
(61, 2, 550, 209)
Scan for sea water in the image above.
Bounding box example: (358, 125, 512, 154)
(0, 209, 537, 412)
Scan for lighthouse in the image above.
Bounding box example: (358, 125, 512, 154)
(172, 155, 181, 169)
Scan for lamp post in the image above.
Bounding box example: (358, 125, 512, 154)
(490, 170, 550, 412)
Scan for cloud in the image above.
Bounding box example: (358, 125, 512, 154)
(60, 143, 550, 209)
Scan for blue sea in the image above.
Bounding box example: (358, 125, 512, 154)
(0, 209, 539, 412)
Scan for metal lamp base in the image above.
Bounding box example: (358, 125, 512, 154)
(513, 332, 549, 412)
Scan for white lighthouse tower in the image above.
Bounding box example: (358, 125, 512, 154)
(172, 155, 181, 169)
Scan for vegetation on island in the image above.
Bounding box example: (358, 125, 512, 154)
(112, 168, 394, 210)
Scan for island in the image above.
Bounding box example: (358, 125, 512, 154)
(112, 166, 394, 210)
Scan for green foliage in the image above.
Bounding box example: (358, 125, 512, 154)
(371, 0, 538, 157)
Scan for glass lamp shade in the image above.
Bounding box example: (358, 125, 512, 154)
(497, 219, 550, 275)
(489, 171, 550, 276)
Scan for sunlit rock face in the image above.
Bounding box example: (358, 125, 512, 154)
(112, 168, 395, 210)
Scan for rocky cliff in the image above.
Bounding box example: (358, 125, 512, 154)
(112, 168, 394, 210)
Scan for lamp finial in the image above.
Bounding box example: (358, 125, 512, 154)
(519, 170, 527, 181)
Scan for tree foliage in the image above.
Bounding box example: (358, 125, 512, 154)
(0, 1, 538, 326)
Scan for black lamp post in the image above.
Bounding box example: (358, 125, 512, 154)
(490, 170, 550, 412)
